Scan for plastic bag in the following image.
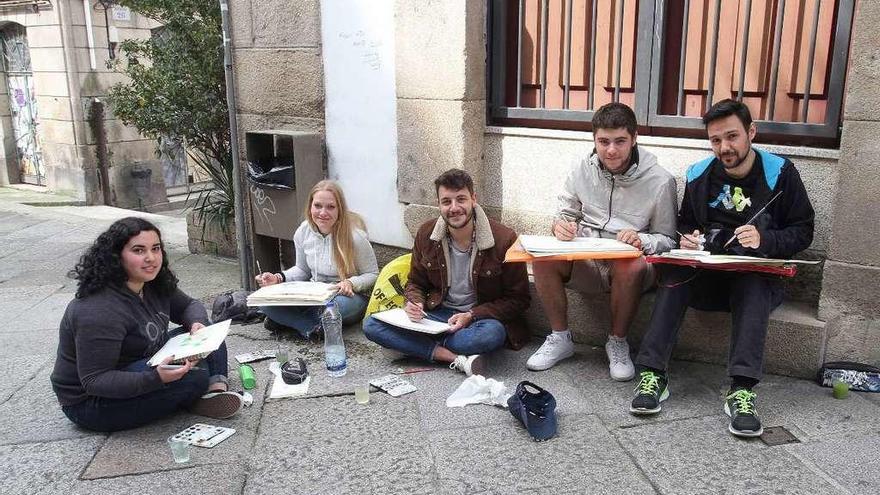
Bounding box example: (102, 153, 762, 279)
(446, 375, 511, 408)
(246, 158, 295, 190)
(212, 289, 262, 323)
(364, 253, 412, 318)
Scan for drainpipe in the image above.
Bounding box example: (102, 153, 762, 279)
(87, 98, 111, 205)
(219, 0, 253, 289)
(83, 0, 97, 70)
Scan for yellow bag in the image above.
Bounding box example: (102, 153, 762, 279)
(364, 253, 412, 318)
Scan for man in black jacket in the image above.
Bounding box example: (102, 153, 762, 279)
(629, 99, 815, 438)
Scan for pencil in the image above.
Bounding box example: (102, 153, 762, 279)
(404, 297, 428, 318)
(676, 230, 703, 245)
(722, 190, 784, 249)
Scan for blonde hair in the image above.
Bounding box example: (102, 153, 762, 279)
(303, 180, 366, 280)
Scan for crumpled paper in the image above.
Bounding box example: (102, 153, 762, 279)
(446, 375, 511, 408)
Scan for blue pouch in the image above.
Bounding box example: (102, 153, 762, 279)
(818, 362, 880, 392)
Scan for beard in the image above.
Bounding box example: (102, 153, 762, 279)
(719, 152, 749, 169)
(719, 148, 750, 169)
(443, 208, 474, 230)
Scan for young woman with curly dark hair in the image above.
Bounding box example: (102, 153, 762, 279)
(50, 217, 243, 432)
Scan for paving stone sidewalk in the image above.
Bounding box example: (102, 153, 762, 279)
(0, 190, 878, 494)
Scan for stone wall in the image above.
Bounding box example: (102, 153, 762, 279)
(395, 0, 486, 225)
(0, 1, 164, 207)
(228, 0, 324, 140)
(818, 0, 880, 365)
(225, 0, 325, 268)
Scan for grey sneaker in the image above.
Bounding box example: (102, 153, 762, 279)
(606, 336, 635, 381)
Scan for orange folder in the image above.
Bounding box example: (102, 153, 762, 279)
(504, 238, 642, 263)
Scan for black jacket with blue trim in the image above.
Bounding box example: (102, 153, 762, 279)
(679, 148, 815, 259)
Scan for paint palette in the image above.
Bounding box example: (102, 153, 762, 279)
(171, 423, 236, 448)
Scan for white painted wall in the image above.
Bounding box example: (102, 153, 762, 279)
(320, 0, 411, 248)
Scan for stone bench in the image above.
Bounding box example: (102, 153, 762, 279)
(524, 281, 825, 379)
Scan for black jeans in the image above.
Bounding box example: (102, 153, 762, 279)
(635, 264, 783, 381)
(62, 331, 228, 432)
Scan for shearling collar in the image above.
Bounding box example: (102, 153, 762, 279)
(429, 203, 495, 251)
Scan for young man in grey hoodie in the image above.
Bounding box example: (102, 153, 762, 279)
(527, 102, 677, 380)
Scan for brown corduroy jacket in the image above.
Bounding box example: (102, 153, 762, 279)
(404, 205, 531, 350)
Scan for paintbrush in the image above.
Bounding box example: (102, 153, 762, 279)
(722, 190, 783, 249)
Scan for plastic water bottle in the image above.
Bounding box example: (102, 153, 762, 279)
(321, 301, 347, 377)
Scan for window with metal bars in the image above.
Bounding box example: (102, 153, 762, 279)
(487, 0, 856, 146)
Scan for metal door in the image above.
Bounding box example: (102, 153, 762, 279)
(1, 25, 44, 185)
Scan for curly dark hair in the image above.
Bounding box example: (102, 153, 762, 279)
(70, 217, 178, 299)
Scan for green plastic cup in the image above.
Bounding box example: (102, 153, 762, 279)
(832, 374, 849, 400)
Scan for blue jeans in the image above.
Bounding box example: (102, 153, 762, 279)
(261, 293, 367, 338)
(362, 306, 507, 361)
(61, 329, 228, 432)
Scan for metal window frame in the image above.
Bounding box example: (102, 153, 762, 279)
(645, 0, 855, 139)
(488, 0, 856, 141)
(489, 0, 656, 125)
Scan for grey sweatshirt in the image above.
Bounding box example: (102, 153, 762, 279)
(281, 221, 379, 293)
(557, 146, 678, 255)
(51, 285, 209, 406)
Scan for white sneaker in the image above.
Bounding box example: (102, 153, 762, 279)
(527, 332, 574, 371)
(450, 355, 484, 376)
(606, 337, 635, 381)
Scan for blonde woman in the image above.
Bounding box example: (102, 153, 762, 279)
(255, 180, 379, 338)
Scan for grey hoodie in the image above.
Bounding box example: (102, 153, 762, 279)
(557, 146, 677, 255)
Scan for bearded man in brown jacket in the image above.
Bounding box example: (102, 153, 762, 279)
(363, 168, 530, 376)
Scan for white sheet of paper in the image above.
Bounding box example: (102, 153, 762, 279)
(370, 308, 451, 334)
(267, 361, 311, 400)
(147, 319, 231, 366)
(519, 235, 638, 253)
(659, 251, 820, 265)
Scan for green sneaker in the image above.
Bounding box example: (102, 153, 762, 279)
(629, 370, 669, 415)
(724, 388, 763, 437)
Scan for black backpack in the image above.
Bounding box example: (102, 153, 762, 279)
(211, 290, 263, 323)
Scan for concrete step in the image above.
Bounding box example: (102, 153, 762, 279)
(149, 182, 214, 213)
(525, 284, 826, 379)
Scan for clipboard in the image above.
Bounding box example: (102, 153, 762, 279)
(504, 238, 642, 263)
(646, 255, 798, 277)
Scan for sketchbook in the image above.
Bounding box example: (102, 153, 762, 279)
(246, 281, 338, 306)
(147, 319, 232, 366)
(518, 235, 639, 255)
(659, 250, 821, 266)
(370, 308, 451, 334)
